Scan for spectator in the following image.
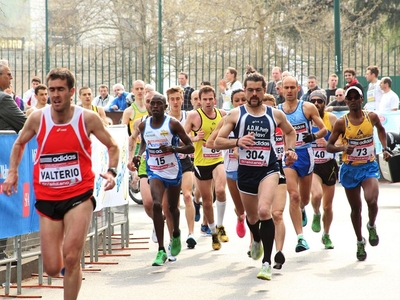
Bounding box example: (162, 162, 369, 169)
(219, 67, 243, 111)
(266, 66, 282, 99)
(364, 66, 383, 111)
(325, 88, 348, 112)
(378, 77, 399, 111)
(276, 81, 285, 105)
(200, 81, 211, 88)
(4, 85, 24, 111)
(109, 83, 128, 111)
(178, 72, 194, 111)
(300, 75, 321, 102)
(344, 68, 364, 95)
(0, 59, 27, 261)
(92, 84, 114, 108)
(325, 74, 338, 103)
(22, 76, 41, 109)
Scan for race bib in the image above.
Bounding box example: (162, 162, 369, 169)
(202, 143, 222, 158)
(39, 152, 82, 187)
(239, 139, 271, 167)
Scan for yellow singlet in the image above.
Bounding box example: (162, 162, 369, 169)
(193, 108, 223, 166)
(342, 110, 375, 165)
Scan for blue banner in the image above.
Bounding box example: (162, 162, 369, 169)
(0, 134, 39, 239)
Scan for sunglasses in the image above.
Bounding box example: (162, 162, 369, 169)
(346, 96, 361, 101)
(310, 99, 324, 104)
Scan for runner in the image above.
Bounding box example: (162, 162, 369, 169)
(326, 86, 391, 261)
(166, 86, 197, 249)
(309, 90, 338, 249)
(184, 85, 228, 250)
(214, 72, 297, 280)
(138, 94, 194, 266)
(3, 68, 119, 300)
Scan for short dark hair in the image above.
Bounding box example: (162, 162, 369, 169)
(381, 77, 392, 88)
(79, 86, 91, 95)
(367, 66, 379, 77)
(231, 89, 244, 102)
(34, 84, 47, 95)
(98, 84, 108, 91)
(344, 68, 356, 76)
(31, 76, 41, 83)
(46, 68, 75, 90)
(244, 72, 266, 88)
(199, 85, 216, 99)
(200, 80, 211, 86)
(179, 72, 188, 79)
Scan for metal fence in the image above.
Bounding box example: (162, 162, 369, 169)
(1, 37, 399, 101)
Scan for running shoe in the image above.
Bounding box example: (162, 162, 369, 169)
(167, 242, 177, 262)
(193, 199, 201, 222)
(322, 233, 334, 249)
(302, 209, 308, 227)
(236, 214, 246, 238)
(273, 251, 285, 270)
(152, 250, 167, 266)
(251, 241, 263, 260)
(152, 228, 158, 243)
(257, 262, 272, 281)
(295, 238, 309, 253)
(186, 234, 197, 249)
(357, 238, 367, 261)
(170, 231, 181, 256)
(367, 224, 379, 246)
(311, 214, 321, 233)
(200, 224, 212, 236)
(217, 225, 229, 242)
(212, 233, 221, 250)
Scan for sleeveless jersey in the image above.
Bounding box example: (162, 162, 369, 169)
(143, 115, 181, 179)
(34, 106, 94, 200)
(312, 112, 335, 164)
(233, 105, 278, 167)
(342, 111, 375, 165)
(169, 110, 190, 160)
(129, 102, 148, 144)
(91, 105, 98, 113)
(278, 100, 312, 150)
(223, 131, 238, 172)
(193, 108, 223, 166)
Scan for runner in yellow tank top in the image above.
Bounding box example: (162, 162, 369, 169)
(326, 86, 391, 261)
(184, 85, 229, 251)
(193, 107, 224, 166)
(122, 80, 148, 154)
(78, 86, 108, 126)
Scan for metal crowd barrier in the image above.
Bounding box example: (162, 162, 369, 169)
(0, 203, 143, 298)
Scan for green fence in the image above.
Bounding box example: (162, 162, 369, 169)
(1, 38, 399, 103)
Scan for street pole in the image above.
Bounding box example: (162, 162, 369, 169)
(334, 0, 343, 87)
(45, 0, 50, 74)
(157, 0, 163, 94)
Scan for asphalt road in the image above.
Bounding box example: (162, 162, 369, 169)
(7, 182, 400, 300)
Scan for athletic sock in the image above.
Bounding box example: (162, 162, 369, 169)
(216, 200, 226, 227)
(208, 222, 216, 234)
(260, 219, 275, 264)
(246, 218, 261, 242)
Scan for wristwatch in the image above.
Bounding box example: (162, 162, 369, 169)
(171, 146, 177, 153)
(107, 167, 118, 177)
